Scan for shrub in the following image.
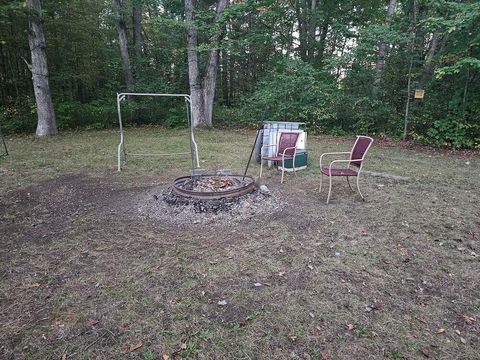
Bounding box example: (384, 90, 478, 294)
(238, 58, 340, 134)
(414, 118, 479, 149)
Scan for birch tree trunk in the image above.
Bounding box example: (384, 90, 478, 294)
(185, 0, 204, 127)
(418, 33, 441, 90)
(27, 0, 57, 137)
(113, 0, 133, 90)
(372, 0, 396, 96)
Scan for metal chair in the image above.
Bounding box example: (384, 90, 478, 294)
(259, 132, 300, 183)
(319, 136, 373, 204)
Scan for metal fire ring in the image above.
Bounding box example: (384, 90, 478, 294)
(172, 175, 255, 200)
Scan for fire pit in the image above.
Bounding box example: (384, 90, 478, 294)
(172, 175, 255, 200)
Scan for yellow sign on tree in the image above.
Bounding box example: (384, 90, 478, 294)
(414, 89, 425, 99)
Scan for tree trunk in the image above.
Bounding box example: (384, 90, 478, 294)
(295, 0, 307, 61)
(307, 0, 318, 62)
(185, 0, 204, 127)
(202, 0, 228, 127)
(27, 0, 57, 137)
(418, 33, 441, 90)
(133, 3, 143, 59)
(113, 0, 133, 90)
(372, 0, 397, 96)
(185, 0, 228, 128)
(316, 19, 329, 68)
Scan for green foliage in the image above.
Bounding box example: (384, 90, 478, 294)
(239, 59, 340, 133)
(337, 95, 402, 136)
(0, 97, 36, 134)
(0, 0, 479, 148)
(436, 57, 480, 78)
(414, 118, 479, 149)
(56, 100, 118, 131)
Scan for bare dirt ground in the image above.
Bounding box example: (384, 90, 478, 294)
(0, 128, 479, 359)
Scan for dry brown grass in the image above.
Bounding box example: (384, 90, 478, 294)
(1, 127, 479, 359)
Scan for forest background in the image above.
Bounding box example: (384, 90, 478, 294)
(0, 0, 479, 148)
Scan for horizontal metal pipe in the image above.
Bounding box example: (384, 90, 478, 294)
(127, 152, 191, 157)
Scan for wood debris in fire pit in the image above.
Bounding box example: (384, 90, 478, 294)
(182, 176, 244, 192)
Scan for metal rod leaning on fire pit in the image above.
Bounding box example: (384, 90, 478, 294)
(242, 123, 263, 180)
(0, 124, 8, 157)
(116, 93, 200, 172)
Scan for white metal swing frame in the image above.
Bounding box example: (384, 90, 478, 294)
(116, 93, 200, 172)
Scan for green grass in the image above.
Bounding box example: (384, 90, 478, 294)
(1, 127, 479, 359)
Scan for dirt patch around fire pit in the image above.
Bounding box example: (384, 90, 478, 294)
(137, 184, 279, 225)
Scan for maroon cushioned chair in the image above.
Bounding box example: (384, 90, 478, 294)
(319, 136, 374, 204)
(259, 132, 300, 183)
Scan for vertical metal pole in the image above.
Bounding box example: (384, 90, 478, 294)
(404, 0, 417, 141)
(243, 125, 262, 180)
(185, 97, 196, 173)
(117, 93, 125, 171)
(404, 58, 413, 140)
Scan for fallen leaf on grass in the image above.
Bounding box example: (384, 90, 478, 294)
(62, 354, 67, 360)
(462, 315, 475, 325)
(217, 300, 227, 306)
(455, 329, 461, 336)
(162, 355, 170, 360)
(28, 283, 41, 288)
(321, 351, 331, 360)
(123, 342, 143, 353)
(460, 337, 467, 344)
(180, 342, 187, 350)
(346, 323, 354, 331)
(420, 347, 430, 358)
(85, 318, 99, 327)
(436, 328, 446, 334)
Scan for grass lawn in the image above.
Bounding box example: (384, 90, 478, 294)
(1, 127, 479, 359)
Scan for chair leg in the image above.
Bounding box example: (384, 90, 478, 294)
(281, 159, 285, 184)
(346, 176, 354, 191)
(327, 175, 333, 204)
(356, 175, 365, 201)
(259, 159, 263, 178)
(319, 172, 323, 193)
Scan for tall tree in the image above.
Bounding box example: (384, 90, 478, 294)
(26, 0, 57, 137)
(185, 0, 229, 127)
(133, 0, 143, 59)
(112, 0, 134, 90)
(372, 0, 396, 96)
(307, 0, 318, 62)
(418, 33, 442, 91)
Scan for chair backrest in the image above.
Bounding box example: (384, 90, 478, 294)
(277, 132, 300, 156)
(350, 136, 374, 167)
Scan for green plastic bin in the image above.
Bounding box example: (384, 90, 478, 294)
(279, 150, 308, 172)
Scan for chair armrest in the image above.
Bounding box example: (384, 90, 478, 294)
(281, 146, 297, 158)
(321, 152, 350, 156)
(319, 152, 350, 168)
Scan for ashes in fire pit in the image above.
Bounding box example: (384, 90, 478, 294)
(163, 187, 270, 214)
(136, 181, 276, 225)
